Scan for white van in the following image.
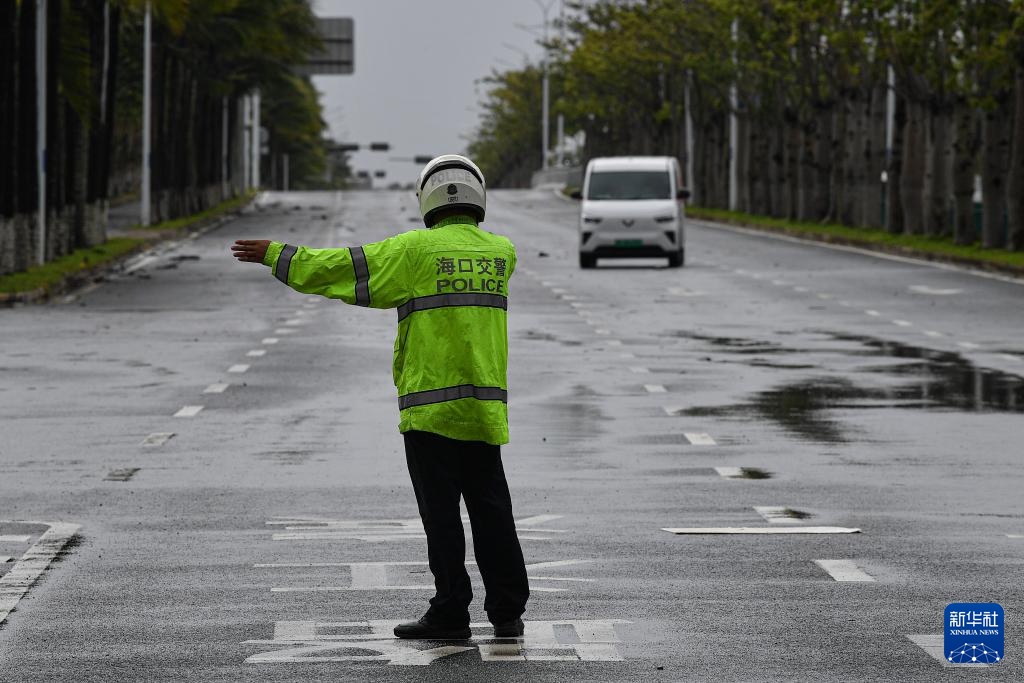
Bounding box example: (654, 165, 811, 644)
(572, 156, 689, 268)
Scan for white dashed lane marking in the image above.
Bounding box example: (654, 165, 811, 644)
(957, 341, 980, 349)
(629, 367, 650, 374)
(595, 329, 610, 335)
(817, 293, 833, 300)
(0, 536, 31, 543)
(0, 557, 10, 564)
(906, 635, 988, 668)
(247, 349, 267, 357)
(714, 467, 744, 478)
(204, 383, 229, 394)
(663, 527, 861, 535)
(644, 384, 667, 393)
(793, 286, 809, 293)
(813, 559, 875, 582)
(684, 433, 716, 446)
(174, 405, 204, 418)
(274, 328, 297, 335)
(141, 432, 174, 447)
(865, 310, 881, 317)
(0, 522, 81, 627)
(999, 354, 1021, 363)
(754, 506, 803, 524)
(262, 338, 279, 345)
(892, 320, 913, 327)
(228, 364, 250, 373)
(923, 330, 944, 337)
(284, 319, 306, 326)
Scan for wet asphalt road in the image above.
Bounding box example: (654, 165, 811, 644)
(1, 189, 1022, 681)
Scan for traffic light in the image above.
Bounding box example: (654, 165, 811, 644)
(356, 170, 369, 178)
(369, 142, 390, 151)
(336, 143, 360, 152)
(374, 170, 386, 178)
(413, 155, 434, 164)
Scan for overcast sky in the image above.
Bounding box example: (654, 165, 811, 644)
(312, 0, 562, 187)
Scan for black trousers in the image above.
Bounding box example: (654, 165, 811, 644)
(403, 430, 529, 626)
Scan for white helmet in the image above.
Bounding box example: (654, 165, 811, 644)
(415, 154, 486, 227)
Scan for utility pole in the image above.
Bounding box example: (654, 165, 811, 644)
(141, 0, 152, 226)
(35, 0, 47, 264)
(534, 0, 555, 169)
(283, 154, 289, 192)
(242, 95, 251, 189)
(221, 96, 229, 199)
(685, 73, 695, 203)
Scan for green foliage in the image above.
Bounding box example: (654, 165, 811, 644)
(468, 66, 547, 188)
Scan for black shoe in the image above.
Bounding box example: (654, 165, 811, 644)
(492, 618, 525, 638)
(393, 617, 471, 640)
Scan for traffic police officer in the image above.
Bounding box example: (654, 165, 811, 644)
(231, 154, 529, 640)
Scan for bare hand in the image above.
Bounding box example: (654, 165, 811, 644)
(231, 240, 270, 263)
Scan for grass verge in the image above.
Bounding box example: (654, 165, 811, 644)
(688, 206, 1024, 274)
(133, 190, 256, 233)
(0, 237, 145, 294)
(1, 191, 257, 299)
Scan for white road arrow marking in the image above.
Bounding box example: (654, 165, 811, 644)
(909, 285, 962, 295)
(906, 635, 988, 668)
(0, 522, 81, 627)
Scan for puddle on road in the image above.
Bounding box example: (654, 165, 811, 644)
(680, 331, 1024, 444)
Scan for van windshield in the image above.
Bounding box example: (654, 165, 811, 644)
(586, 171, 672, 200)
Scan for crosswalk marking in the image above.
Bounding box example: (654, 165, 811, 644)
(204, 383, 229, 394)
(684, 433, 716, 446)
(174, 405, 203, 418)
(228, 364, 250, 373)
(0, 522, 81, 627)
(813, 559, 875, 582)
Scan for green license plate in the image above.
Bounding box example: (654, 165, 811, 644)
(614, 239, 643, 247)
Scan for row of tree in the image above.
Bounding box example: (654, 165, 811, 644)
(471, 0, 1024, 251)
(0, 0, 329, 277)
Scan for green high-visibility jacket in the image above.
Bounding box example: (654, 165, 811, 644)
(262, 215, 516, 445)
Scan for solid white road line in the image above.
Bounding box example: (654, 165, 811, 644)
(204, 383, 229, 394)
(0, 522, 81, 627)
(0, 536, 31, 543)
(684, 433, 716, 445)
(906, 635, 988, 668)
(892, 320, 913, 327)
(754, 506, 803, 524)
(247, 349, 267, 357)
(663, 527, 861, 534)
(644, 384, 667, 393)
(261, 338, 279, 345)
(714, 467, 744, 479)
(228, 364, 250, 373)
(141, 432, 174, 447)
(516, 514, 564, 527)
(813, 559, 875, 582)
(174, 405, 204, 418)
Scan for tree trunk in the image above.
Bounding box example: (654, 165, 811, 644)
(900, 99, 926, 235)
(1006, 66, 1024, 251)
(863, 81, 887, 228)
(886, 93, 905, 234)
(951, 97, 978, 245)
(924, 99, 953, 236)
(980, 94, 1011, 248)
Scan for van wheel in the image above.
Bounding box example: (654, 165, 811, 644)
(579, 253, 597, 269)
(667, 248, 685, 268)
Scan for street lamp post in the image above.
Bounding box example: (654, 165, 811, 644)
(533, 0, 556, 170)
(141, 0, 151, 226)
(35, 0, 47, 263)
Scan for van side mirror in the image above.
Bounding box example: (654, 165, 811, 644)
(677, 188, 691, 200)
(569, 189, 583, 200)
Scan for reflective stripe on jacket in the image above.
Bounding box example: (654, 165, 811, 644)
(263, 216, 516, 445)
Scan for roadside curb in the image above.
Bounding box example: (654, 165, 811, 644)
(690, 213, 1024, 280)
(0, 194, 258, 307)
